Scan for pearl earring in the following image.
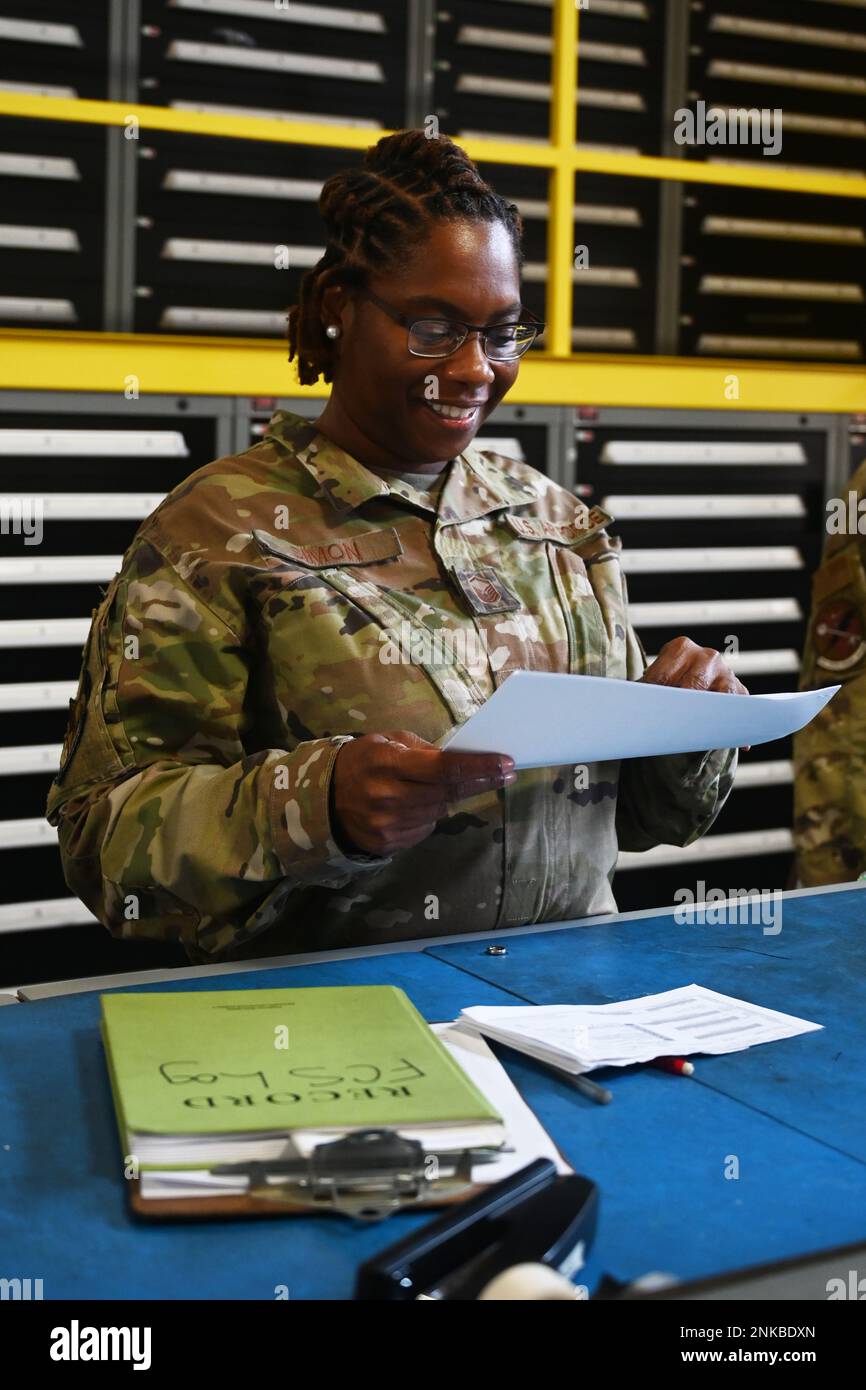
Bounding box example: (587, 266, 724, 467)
(325, 324, 340, 339)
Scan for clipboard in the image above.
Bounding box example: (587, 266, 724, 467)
(121, 1023, 575, 1223)
(125, 1127, 573, 1222)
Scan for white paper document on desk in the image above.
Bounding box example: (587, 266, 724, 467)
(460, 986, 822, 1074)
(440, 670, 838, 768)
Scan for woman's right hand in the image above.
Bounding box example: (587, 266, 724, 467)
(331, 730, 516, 856)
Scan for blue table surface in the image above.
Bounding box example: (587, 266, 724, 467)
(1, 888, 865, 1299)
(429, 886, 866, 1164)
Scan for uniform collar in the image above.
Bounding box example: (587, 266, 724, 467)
(440, 440, 540, 526)
(263, 409, 539, 521)
(263, 409, 389, 516)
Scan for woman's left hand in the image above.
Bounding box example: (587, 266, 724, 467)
(640, 637, 750, 749)
(641, 636, 748, 695)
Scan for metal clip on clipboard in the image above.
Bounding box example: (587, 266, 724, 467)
(354, 1158, 599, 1300)
(211, 1128, 504, 1221)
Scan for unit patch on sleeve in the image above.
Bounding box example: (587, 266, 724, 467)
(814, 597, 866, 673)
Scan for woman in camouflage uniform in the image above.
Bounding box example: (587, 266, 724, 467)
(47, 131, 744, 963)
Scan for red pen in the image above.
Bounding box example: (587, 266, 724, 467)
(651, 1056, 694, 1076)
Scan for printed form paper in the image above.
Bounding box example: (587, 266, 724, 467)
(460, 986, 822, 1073)
(440, 671, 838, 769)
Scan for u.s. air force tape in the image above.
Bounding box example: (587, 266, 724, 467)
(504, 506, 612, 545)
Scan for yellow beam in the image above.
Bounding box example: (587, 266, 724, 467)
(0, 329, 303, 399)
(547, 0, 578, 358)
(0, 93, 553, 169)
(1, 331, 862, 412)
(443, 134, 563, 170)
(552, 0, 578, 150)
(1, 91, 865, 199)
(0, 93, 383, 153)
(518, 354, 866, 412)
(571, 148, 866, 201)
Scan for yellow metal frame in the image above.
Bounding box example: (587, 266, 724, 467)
(1, 327, 861, 412)
(0, 0, 864, 410)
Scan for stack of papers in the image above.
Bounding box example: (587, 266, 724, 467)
(459, 985, 822, 1075)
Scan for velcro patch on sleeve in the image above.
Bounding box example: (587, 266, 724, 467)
(813, 597, 866, 673)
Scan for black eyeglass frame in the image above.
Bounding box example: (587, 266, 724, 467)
(358, 289, 545, 360)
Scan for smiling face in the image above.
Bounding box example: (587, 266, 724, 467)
(319, 219, 522, 473)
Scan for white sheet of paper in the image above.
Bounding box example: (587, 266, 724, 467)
(138, 1024, 570, 1199)
(439, 670, 838, 769)
(460, 986, 822, 1074)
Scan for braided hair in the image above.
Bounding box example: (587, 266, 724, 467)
(287, 129, 524, 385)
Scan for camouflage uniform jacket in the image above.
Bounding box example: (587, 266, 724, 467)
(794, 458, 866, 885)
(46, 409, 736, 963)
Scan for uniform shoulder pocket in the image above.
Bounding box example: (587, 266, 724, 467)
(581, 537, 629, 678)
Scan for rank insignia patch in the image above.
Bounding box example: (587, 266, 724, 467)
(450, 566, 521, 615)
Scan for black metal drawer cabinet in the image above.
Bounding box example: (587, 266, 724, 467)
(570, 405, 842, 910)
(0, 117, 107, 332)
(680, 181, 866, 364)
(434, 0, 661, 152)
(688, 0, 866, 178)
(680, 0, 866, 364)
(0, 2, 110, 101)
(433, 1, 554, 144)
(138, 0, 407, 131)
(0, 393, 230, 983)
(0, 1, 111, 331)
(133, 128, 368, 337)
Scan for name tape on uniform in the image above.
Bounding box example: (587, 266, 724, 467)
(253, 527, 403, 569)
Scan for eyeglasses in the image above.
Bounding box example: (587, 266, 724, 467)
(359, 290, 544, 361)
